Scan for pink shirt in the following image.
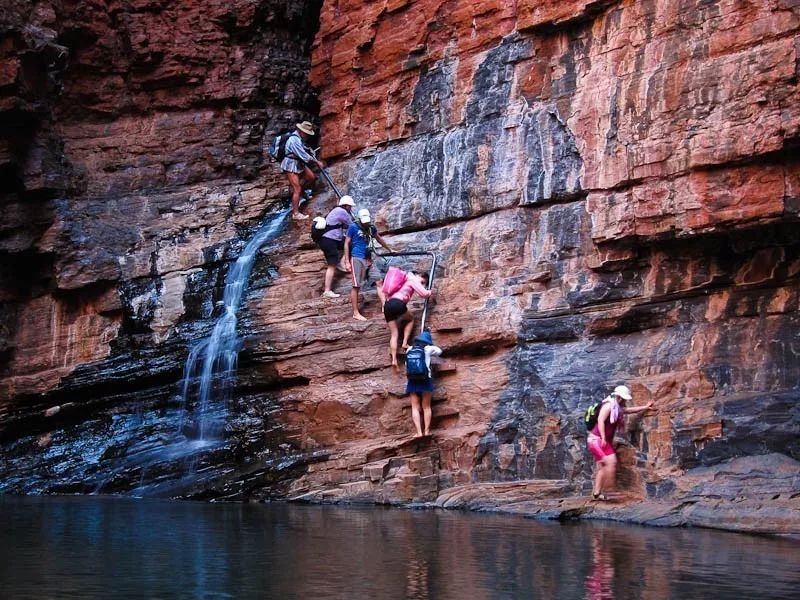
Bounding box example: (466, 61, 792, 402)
(590, 397, 623, 440)
(390, 275, 431, 303)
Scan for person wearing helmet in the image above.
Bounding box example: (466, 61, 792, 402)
(587, 385, 653, 500)
(319, 195, 355, 299)
(404, 330, 442, 438)
(344, 208, 394, 320)
(281, 121, 324, 221)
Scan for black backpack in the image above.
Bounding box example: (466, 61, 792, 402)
(310, 218, 344, 245)
(268, 131, 297, 162)
(405, 346, 429, 382)
(583, 400, 603, 432)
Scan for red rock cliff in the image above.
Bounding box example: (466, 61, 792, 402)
(1, 0, 799, 534)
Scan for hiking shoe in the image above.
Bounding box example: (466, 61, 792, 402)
(322, 290, 340, 299)
(292, 212, 309, 220)
(304, 189, 314, 198)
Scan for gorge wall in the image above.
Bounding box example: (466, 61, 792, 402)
(1, 0, 799, 534)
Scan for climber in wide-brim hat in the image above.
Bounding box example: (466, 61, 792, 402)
(296, 121, 315, 135)
(280, 120, 324, 221)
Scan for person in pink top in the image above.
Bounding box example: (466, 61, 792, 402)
(382, 270, 432, 369)
(587, 385, 653, 500)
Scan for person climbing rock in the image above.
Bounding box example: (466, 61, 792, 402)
(404, 330, 442, 438)
(587, 385, 653, 501)
(281, 121, 324, 221)
(319, 195, 355, 299)
(344, 208, 394, 320)
(382, 269, 432, 369)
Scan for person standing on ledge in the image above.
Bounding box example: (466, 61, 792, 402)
(344, 208, 394, 320)
(318, 195, 355, 299)
(281, 121, 324, 221)
(587, 384, 653, 501)
(404, 330, 442, 438)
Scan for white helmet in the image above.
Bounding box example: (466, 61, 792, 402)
(613, 385, 632, 400)
(338, 195, 355, 207)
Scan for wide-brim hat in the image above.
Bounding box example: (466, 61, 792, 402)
(613, 385, 632, 400)
(296, 121, 315, 135)
(415, 330, 433, 345)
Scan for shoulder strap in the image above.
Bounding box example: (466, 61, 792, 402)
(284, 132, 301, 160)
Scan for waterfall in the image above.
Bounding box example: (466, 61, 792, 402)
(180, 208, 290, 440)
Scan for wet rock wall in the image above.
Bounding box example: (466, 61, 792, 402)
(293, 0, 800, 529)
(0, 0, 798, 533)
(0, 0, 323, 495)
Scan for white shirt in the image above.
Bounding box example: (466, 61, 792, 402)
(423, 345, 443, 378)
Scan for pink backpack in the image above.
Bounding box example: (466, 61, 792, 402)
(382, 266, 407, 296)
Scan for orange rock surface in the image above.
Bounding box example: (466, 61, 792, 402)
(0, 0, 798, 533)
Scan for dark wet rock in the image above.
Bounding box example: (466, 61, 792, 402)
(1, 0, 799, 536)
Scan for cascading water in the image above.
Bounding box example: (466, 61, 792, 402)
(180, 208, 290, 440)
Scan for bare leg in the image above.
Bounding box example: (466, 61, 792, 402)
(593, 463, 603, 496)
(324, 265, 337, 293)
(401, 313, 415, 350)
(286, 171, 304, 217)
(301, 166, 317, 197)
(387, 320, 400, 368)
(603, 454, 618, 493)
(410, 393, 423, 437)
(421, 392, 432, 436)
(594, 454, 617, 496)
(351, 287, 366, 320)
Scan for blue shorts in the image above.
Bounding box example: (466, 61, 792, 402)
(406, 377, 434, 394)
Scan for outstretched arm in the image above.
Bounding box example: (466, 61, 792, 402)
(344, 235, 352, 262)
(304, 144, 325, 169)
(623, 402, 653, 415)
(374, 231, 393, 252)
(426, 345, 443, 358)
(408, 275, 432, 298)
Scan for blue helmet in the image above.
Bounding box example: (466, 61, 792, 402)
(415, 330, 433, 346)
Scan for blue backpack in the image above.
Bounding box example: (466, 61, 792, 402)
(268, 131, 297, 162)
(405, 346, 429, 382)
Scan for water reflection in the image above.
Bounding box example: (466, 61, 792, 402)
(0, 497, 798, 599)
(586, 533, 614, 600)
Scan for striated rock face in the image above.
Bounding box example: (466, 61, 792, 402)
(1, 0, 799, 534)
(0, 0, 323, 493)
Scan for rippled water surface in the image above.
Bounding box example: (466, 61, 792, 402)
(1, 496, 798, 599)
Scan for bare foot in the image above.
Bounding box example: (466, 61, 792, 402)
(353, 313, 367, 321)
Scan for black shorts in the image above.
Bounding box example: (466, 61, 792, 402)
(383, 298, 408, 322)
(318, 237, 343, 266)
